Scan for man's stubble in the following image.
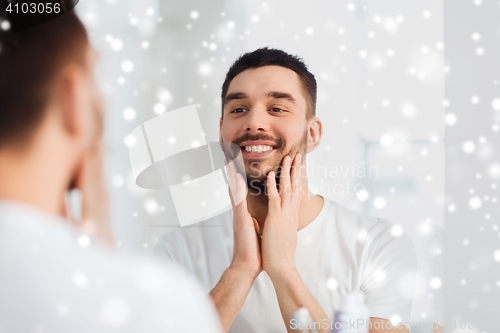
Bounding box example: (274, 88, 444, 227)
(221, 128, 308, 197)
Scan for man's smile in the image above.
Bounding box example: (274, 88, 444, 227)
(239, 140, 277, 158)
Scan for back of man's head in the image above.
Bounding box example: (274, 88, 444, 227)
(0, 6, 88, 149)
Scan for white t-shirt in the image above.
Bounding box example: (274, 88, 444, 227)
(0, 200, 223, 333)
(154, 196, 418, 333)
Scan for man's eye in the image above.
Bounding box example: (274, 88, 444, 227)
(230, 108, 248, 113)
(270, 108, 285, 113)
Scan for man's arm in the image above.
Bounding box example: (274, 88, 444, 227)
(209, 162, 262, 332)
(209, 266, 258, 332)
(270, 267, 330, 333)
(261, 154, 330, 332)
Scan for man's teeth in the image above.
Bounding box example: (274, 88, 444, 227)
(244, 145, 274, 153)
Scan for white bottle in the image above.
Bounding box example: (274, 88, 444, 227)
(291, 307, 319, 333)
(331, 292, 370, 333)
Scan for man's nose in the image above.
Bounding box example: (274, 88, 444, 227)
(244, 107, 269, 132)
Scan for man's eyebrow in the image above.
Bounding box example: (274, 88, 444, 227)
(267, 91, 297, 105)
(224, 92, 248, 104)
(224, 91, 297, 105)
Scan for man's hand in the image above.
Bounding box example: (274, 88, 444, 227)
(258, 153, 330, 333)
(209, 160, 263, 332)
(226, 159, 262, 278)
(73, 143, 114, 246)
(261, 153, 303, 279)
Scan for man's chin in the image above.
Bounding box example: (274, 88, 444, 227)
(246, 178, 268, 195)
(245, 160, 280, 174)
(245, 168, 278, 194)
(244, 169, 272, 184)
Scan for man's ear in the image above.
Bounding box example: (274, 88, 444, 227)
(306, 117, 322, 154)
(56, 65, 88, 143)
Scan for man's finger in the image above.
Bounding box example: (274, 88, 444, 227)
(266, 171, 281, 213)
(232, 173, 248, 210)
(226, 162, 250, 225)
(235, 172, 248, 206)
(225, 160, 236, 207)
(252, 217, 261, 236)
(226, 160, 241, 207)
(291, 153, 302, 198)
(279, 155, 293, 203)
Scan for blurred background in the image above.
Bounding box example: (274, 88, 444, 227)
(445, 1, 500, 333)
(73, 0, 500, 331)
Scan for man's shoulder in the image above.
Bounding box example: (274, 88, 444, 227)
(327, 198, 400, 241)
(327, 199, 416, 267)
(0, 204, 202, 300)
(329, 198, 392, 226)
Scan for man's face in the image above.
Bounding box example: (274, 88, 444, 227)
(220, 65, 309, 192)
(63, 43, 105, 190)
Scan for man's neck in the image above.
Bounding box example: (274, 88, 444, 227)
(246, 183, 324, 233)
(0, 139, 70, 217)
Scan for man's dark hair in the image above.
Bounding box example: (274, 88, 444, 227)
(221, 47, 317, 119)
(0, 7, 88, 148)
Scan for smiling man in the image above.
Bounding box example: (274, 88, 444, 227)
(154, 48, 418, 333)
